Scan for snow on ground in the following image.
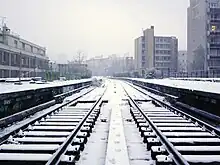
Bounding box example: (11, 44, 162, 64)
(0, 79, 91, 94)
(0, 87, 93, 138)
(131, 78, 220, 94)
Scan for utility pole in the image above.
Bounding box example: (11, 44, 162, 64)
(18, 51, 22, 85)
(34, 56, 36, 78)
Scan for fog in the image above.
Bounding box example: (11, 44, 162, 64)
(0, 0, 188, 63)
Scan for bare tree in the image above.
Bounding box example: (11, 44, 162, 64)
(73, 50, 87, 64)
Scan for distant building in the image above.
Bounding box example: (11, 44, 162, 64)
(134, 26, 178, 77)
(154, 36, 178, 75)
(86, 56, 110, 76)
(134, 36, 144, 73)
(178, 51, 187, 72)
(58, 62, 90, 79)
(86, 55, 134, 76)
(49, 61, 59, 73)
(187, 0, 220, 74)
(0, 24, 49, 78)
(125, 56, 134, 72)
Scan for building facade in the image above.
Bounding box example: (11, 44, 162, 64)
(58, 62, 90, 79)
(187, 0, 220, 74)
(0, 24, 49, 78)
(86, 55, 134, 76)
(134, 26, 178, 77)
(178, 50, 188, 72)
(86, 56, 110, 76)
(134, 36, 144, 72)
(125, 56, 134, 72)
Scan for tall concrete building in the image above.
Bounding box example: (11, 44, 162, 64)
(134, 36, 144, 72)
(178, 50, 188, 72)
(0, 24, 49, 78)
(134, 26, 178, 76)
(188, 0, 220, 74)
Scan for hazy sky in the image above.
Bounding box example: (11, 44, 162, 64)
(0, 0, 189, 63)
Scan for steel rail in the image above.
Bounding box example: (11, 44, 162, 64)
(46, 87, 107, 165)
(121, 83, 190, 165)
(126, 81, 220, 137)
(0, 87, 95, 143)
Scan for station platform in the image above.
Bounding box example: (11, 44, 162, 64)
(123, 78, 220, 119)
(0, 79, 92, 118)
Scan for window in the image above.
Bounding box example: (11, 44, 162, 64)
(2, 52, 6, 63)
(142, 56, 146, 61)
(12, 54, 17, 65)
(21, 58, 24, 65)
(2, 70, 5, 78)
(156, 50, 159, 54)
(210, 2, 218, 8)
(14, 40, 18, 48)
(22, 43, 25, 49)
(30, 46, 33, 52)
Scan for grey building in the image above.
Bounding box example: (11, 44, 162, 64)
(125, 56, 134, 72)
(0, 24, 49, 78)
(86, 54, 133, 76)
(187, 0, 220, 74)
(178, 50, 187, 72)
(134, 26, 178, 77)
(134, 36, 144, 73)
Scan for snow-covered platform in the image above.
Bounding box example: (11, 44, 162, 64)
(0, 79, 92, 119)
(130, 78, 220, 94)
(170, 77, 220, 83)
(0, 79, 91, 94)
(123, 78, 220, 118)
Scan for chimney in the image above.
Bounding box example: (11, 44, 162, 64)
(2, 24, 10, 35)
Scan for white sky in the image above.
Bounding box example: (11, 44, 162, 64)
(0, 0, 189, 63)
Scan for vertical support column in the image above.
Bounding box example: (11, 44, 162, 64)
(8, 53, 11, 77)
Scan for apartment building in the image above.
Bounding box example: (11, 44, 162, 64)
(178, 50, 188, 72)
(0, 24, 49, 78)
(134, 26, 178, 77)
(188, 0, 220, 74)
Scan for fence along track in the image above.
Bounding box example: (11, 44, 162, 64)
(0, 87, 106, 165)
(121, 82, 220, 165)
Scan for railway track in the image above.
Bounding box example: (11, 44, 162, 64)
(121, 81, 220, 165)
(0, 85, 107, 165)
(1, 79, 220, 165)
